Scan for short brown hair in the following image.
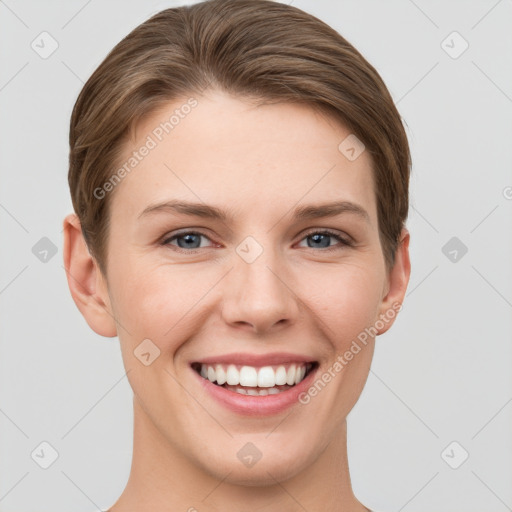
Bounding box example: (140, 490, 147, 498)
(68, 0, 411, 275)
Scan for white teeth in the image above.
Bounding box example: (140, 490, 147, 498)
(295, 366, 306, 385)
(275, 366, 287, 385)
(226, 364, 239, 385)
(286, 365, 296, 385)
(257, 366, 275, 387)
(215, 364, 226, 385)
(197, 362, 312, 390)
(240, 366, 258, 387)
(222, 384, 294, 396)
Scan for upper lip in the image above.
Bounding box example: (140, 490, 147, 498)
(191, 352, 317, 367)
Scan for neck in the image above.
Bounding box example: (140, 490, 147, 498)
(108, 396, 369, 512)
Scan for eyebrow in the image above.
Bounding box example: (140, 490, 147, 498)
(138, 199, 370, 223)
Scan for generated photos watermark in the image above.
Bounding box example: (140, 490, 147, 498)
(93, 97, 198, 200)
(298, 301, 403, 405)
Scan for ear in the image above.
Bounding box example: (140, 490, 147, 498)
(376, 228, 411, 335)
(62, 213, 117, 337)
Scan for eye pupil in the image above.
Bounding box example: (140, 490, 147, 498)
(177, 233, 201, 248)
(167, 230, 344, 253)
(308, 233, 330, 248)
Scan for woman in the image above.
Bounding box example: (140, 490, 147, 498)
(63, 0, 411, 510)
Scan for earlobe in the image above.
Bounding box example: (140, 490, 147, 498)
(62, 213, 117, 337)
(376, 228, 411, 335)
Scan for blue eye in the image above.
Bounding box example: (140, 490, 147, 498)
(161, 229, 351, 253)
(162, 231, 212, 251)
(298, 230, 352, 251)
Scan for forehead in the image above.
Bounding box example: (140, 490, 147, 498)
(110, 90, 377, 222)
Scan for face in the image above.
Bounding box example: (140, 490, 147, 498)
(79, 89, 409, 485)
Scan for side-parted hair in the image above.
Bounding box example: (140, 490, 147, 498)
(68, 0, 411, 275)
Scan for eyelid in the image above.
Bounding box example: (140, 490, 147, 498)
(161, 227, 353, 253)
(298, 227, 353, 245)
(160, 229, 218, 250)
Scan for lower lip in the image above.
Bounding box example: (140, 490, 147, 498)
(191, 365, 318, 416)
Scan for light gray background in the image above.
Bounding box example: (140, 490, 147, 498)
(1, 0, 511, 511)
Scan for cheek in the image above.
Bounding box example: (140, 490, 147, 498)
(108, 259, 217, 347)
(301, 262, 384, 343)
(107, 261, 204, 406)
(108, 251, 385, 354)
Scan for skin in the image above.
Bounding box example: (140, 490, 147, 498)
(63, 89, 410, 512)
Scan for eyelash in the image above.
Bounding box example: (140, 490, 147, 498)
(160, 229, 353, 254)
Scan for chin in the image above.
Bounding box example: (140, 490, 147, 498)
(197, 444, 313, 487)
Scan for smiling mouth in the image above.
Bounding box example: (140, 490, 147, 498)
(191, 362, 318, 396)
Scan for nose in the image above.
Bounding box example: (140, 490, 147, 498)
(221, 246, 299, 334)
